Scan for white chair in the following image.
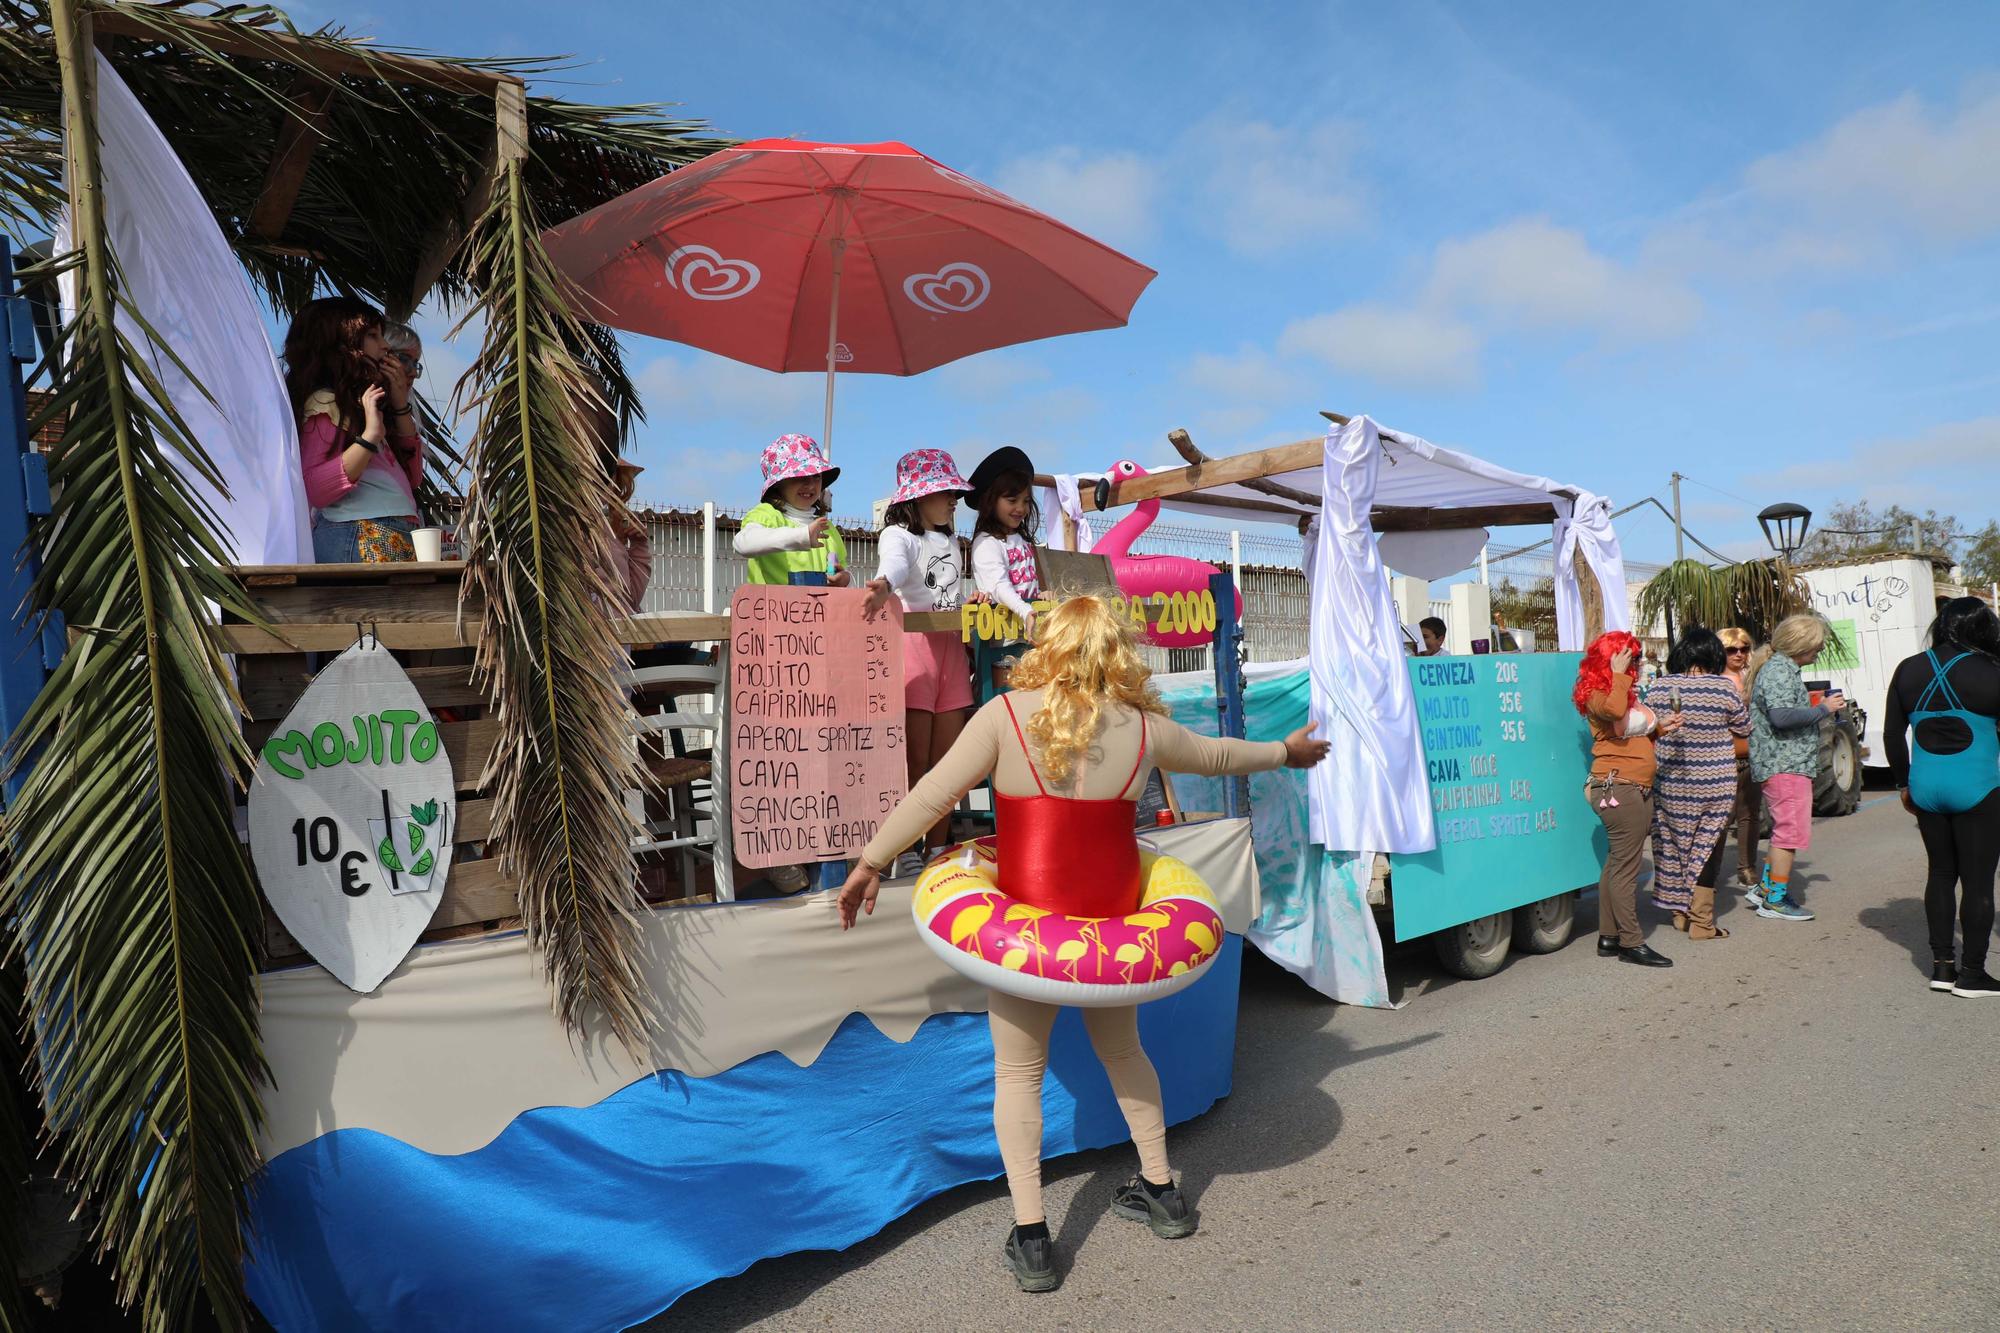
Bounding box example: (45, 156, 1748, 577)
(627, 660, 734, 902)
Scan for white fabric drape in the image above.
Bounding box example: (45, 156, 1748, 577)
(1039, 473, 1097, 552)
(1377, 526, 1489, 580)
(1306, 416, 1436, 854)
(59, 55, 309, 564)
(1552, 491, 1630, 650)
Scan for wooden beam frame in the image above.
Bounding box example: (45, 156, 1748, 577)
(1020, 411, 1577, 536)
(397, 80, 524, 318)
(88, 4, 524, 97)
(245, 77, 335, 243)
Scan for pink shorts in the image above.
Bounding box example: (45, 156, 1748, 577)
(1762, 773, 1813, 851)
(904, 629, 973, 714)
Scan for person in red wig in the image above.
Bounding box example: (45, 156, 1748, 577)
(1574, 631, 1683, 967)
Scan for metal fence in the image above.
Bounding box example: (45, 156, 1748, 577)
(634, 507, 1314, 668)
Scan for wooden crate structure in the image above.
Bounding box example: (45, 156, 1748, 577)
(229, 562, 734, 968)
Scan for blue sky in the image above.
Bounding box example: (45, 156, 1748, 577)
(372, 0, 2000, 564)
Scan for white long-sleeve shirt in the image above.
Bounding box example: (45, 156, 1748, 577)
(970, 531, 1040, 620)
(875, 526, 963, 612)
(732, 503, 820, 556)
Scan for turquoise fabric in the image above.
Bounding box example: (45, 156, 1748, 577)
(1158, 668, 1393, 1008)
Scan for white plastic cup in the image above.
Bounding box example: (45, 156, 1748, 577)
(411, 527, 444, 563)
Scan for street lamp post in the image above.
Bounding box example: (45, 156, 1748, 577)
(1758, 502, 1813, 561)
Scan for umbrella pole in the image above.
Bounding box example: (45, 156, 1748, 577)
(822, 236, 845, 455)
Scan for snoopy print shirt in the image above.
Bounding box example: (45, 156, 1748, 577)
(875, 525, 964, 613)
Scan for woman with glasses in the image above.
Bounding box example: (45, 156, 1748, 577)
(1719, 627, 1762, 891)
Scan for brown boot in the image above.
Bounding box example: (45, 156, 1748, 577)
(1688, 884, 1728, 940)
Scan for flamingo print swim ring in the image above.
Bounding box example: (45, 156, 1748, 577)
(911, 838, 1224, 1007)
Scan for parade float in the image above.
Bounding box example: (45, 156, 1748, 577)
(1046, 414, 1635, 1002)
(0, 6, 1641, 1327)
(0, 8, 1261, 1328)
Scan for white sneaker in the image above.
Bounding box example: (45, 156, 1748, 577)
(891, 850, 928, 880)
(766, 864, 808, 893)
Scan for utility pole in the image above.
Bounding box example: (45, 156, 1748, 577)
(1671, 472, 1685, 561)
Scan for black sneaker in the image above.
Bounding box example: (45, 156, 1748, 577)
(1003, 1226, 1059, 1292)
(1110, 1177, 1198, 1239)
(1951, 968, 2000, 999)
(1931, 961, 1959, 993)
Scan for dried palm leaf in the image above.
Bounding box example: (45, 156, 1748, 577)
(0, 4, 268, 1325)
(456, 155, 654, 1053)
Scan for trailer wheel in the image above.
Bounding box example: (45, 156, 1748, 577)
(1512, 893, 1576, 954)
(1813, 726, 1862, 817)
(1433, 912, 1512, 979)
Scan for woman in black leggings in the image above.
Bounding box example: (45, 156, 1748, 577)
(1884, 597, 2000, 998)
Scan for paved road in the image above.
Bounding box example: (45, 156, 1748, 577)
(654, 795, 1998, 1331)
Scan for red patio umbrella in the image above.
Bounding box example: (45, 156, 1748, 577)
(540, 138, 1157, 451)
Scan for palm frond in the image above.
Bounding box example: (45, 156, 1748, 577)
(0, 9, 267, 1323)
(1637, 557, 1819, 648)
(457, 156, 653, 1053)
(0, 956, 33, 1331)
(1727, 558, 1820, 648)
(1635, 558, 1731, 638)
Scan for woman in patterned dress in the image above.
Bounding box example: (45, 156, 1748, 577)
(1646, 627, 1752, 939)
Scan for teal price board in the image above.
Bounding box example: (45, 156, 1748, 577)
(1386, 652, 1601, 941)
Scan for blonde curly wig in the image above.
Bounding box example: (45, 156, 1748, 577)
(1005, 594, 1168, 787)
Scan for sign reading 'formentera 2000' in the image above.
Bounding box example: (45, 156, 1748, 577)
(248, 640, 456, 993)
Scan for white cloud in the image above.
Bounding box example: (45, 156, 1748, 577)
(1184, 118, 1365, 256)
(633, 351, 820, 419)
(991, 147, 1161, 249)
(1750, 416, 2000, 512)
(1184, 345, 1305, 403)
(1644, 87, 2000, 286)
(928, 352, 1051, 401)
(1426, 219, 1700, 339)
(1278, 305, 1482, 391)
(1744, 90, 2000, 244)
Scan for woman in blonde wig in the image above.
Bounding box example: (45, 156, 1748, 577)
(838, 595, 1327, 1293)
(1746, 614, 1846, 920)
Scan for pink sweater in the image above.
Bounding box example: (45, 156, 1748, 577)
(299, 393, 423, 511)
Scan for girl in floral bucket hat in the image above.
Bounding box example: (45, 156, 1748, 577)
(864, 450, 975, 877)
(734, 433, 849, 585)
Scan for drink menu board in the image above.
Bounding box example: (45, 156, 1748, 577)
(1386, 652, 1600, 940)
(727, 586, 907, 869)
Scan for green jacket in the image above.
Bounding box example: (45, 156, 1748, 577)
(739, 503, 847, 585)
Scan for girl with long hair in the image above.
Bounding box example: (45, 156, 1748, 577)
(1745, 614, 1845, 921)
(1575, 629, 1683, 966)
(1884, 596, 2000, 997)
(1645, 627, 1751, 940)
(283, 296, 424, 563)
(836, 595, 1327, 1292)
(966, 446, 1043, 695)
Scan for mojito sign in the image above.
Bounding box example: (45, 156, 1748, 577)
(248, 640, 456, 992)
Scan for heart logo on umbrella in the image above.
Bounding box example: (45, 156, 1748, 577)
(664, 244, 762, 301)
(903, 262, 991, 314)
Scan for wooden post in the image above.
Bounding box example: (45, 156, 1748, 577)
(245, 79, 337, 243)
(398, 77, 530, 319)
(1579, 555, 1607, 644)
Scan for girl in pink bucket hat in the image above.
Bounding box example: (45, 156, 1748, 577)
(864, 449, 975, 877)
(734, 432, 850, 586)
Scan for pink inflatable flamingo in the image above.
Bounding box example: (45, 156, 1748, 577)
(1093, 460, 1242, 649)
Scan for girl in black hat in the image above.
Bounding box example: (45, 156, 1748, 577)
(967, 447, 1044, 692)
